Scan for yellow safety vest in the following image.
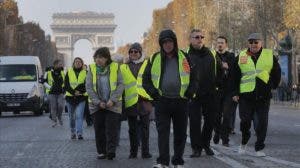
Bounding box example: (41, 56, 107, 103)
(137, 60, 152, 100)
(150, 50, 190, 98)
(89, 62, 119, 95)
(238, 49, 273, 93)
(120, 60, 152, 108)
(65, 68, 88, 96)
(46, 70, 65, 94)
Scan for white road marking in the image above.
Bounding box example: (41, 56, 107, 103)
(186, 137, 249, 168)
(212, 149, 250, 168)
(213, 144, 300, 168)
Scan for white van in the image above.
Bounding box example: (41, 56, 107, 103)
(0, 56, 45, 116)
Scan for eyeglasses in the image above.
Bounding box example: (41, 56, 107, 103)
(248, 41, 259, 44)
(129, 50, 139, 54)
(192, 35, 205, 39)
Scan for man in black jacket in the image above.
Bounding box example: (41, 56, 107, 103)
(232, 33, 281, 157)
(143, 29, 192, 168)
(213, 36, 237, 146)
(187, 29, 223, 157)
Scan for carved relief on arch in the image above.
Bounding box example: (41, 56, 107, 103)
(71, 34, 97, 47)
(55, 36, 70, 45)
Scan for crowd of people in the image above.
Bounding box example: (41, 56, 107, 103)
(42, 28, 281, 168)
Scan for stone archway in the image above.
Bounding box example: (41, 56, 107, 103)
(50, 11, 117, 67)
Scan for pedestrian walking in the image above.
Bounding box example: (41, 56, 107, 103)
(65, 57, 88, 140)
(44, 59, 65, 127)
(213, 36, 236, 147)
(232, 33, 281, 157)
(143, 29, 192, 168)
(186, 29, 223, 158)
(120, 42, 152, 159)
(86, 47, 124, 160)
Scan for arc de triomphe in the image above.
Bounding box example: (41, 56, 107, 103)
(50, 11, 117, 67)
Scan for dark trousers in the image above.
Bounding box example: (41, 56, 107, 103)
(189, 95, 216, 150)
(239, 98, 270, 151)
(127, 114, 150, 155)
(84, 99, 93, 125)
(214, 95, 237, 143)
(92, 110, 121, 155)
(231, 102, 238, 130)
(155, 97, 188, 166)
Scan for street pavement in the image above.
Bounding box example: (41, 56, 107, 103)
(0, 103, 300, 168)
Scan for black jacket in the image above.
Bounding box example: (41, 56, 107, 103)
(64, 68, 87, 104)
(185, 45, 223, 99)
(216, 51, 236, 96)
(231, 48, 281, 100)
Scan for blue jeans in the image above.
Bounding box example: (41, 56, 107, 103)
(67, 101, 86, 135)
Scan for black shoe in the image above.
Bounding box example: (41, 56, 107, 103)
(107, 153, 115, 160)
(204, 147, 214, 156)
(71, 134, 76, 140)
(78, 135, 84, 140)
(222, 142, 229, 147)
(129, 153, 137, 159)
(97, 153, 106, 159)
(213, 134, 220, 144)
(190, 149, 201, 158)
(142, 153, 152, 159)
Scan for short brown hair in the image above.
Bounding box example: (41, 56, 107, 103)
(93, 47, 112, 65)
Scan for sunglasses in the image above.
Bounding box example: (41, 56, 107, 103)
(192, 35, 205, 39)
(248, 41, 259, 44)
(129, 50, 139, 54)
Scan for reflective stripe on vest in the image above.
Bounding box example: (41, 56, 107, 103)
(238, 49, 273, 93)
(137, 60, 153, 100)
(150, 50, 190, 98)
(65, 68, 88, 96)
(89, 62, 119, 94)
(46, 70, 65, 94)
(120, 64, 139, 108)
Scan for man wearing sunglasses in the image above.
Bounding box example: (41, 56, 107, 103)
(232, 33, 281, 157)
(186, 29, 223, 158)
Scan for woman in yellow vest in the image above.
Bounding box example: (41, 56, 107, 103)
(65, 57, 87, 140)
(86, 47, 124, 160)
(120, 43, 153, 159)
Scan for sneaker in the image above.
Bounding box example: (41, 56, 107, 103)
(238, 144, 247, 154)
(256, 150, 266, 157)
(204, 147, 214, 156)
(77, 135, 84, 140)
(190, 149, 201, 158)
(71, 134, 76, 140)
(128, 153, 137, 159)
(213, 134, 220, 144)
(153, 163, 169, 168)
(97, 153, 106, 159)
(173, 165, 184, 168)
(222, 143, 229, 147)
(59, 120, 63, 126)
(51, 121, 57, 127)
(107, 153, 115, 160)
(142, 153, 152, 159)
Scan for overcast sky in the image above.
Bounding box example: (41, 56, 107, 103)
(15, 0, 171, 64)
